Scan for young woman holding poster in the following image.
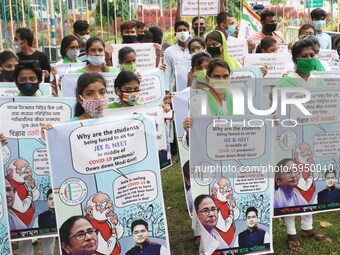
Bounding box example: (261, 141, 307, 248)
(274, 39, 331, 251)
(74, 36, 118, 73)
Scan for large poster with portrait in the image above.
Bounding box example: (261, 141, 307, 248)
(190, 116, 274, 255)
(61, 69, 165, 106)
(0, 150, 12, 254)
(0, 97, 75, 240)
(46, 115, 170, 255)
(274, 86, 340, 217)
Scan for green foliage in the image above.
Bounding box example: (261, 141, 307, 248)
(95, 0, 135, 25)
(225, 0, 242, 21)
(0, 0, 33, 24)
(164, 0, 177, 9)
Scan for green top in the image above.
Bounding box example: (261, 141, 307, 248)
(62, 57, 82, 64)
(275, 75, 325, 88)
(17, 90, 43, 97)
(67, 117, 79, 122)
(204, 88, 233, 116)
(106, 102, 122, 109)
(73, 66, 118, 73)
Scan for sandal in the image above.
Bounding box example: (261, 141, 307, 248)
(300, 229, 332, 243)
(287, 234, 303, 251)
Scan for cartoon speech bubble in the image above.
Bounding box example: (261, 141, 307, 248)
(33, 149, 50, 175)
(206, 121, 266, 161)
(112, 171, 157, 208)
(70, 119, 147, 177)
(289, 91, 340, 127)
(314, 132, 340, 157)
(0, 102, 72, 138)
(233, 166, 269, 194)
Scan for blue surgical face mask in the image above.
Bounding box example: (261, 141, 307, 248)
(87, 55, 105, 66)
(313, 20, 326, 30)
(225, 24, 236, 36)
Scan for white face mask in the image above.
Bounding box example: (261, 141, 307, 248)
(87, 55, 105, 66)
(79, 34, 90, 45)
(13, 41, 22, 54)
(176, 31, 190, 42)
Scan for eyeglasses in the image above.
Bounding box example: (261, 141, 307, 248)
(96, 199, 112, 210)
(18, 164, 30, 173)
(197, 206, 219, 216)
(69, 228, 98, 241)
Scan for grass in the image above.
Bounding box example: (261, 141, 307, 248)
(162, 162, 340, 255)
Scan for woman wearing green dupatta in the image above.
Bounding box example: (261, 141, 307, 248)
(205, 30, 242, 69)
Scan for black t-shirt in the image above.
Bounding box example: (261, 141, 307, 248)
(17, 50, 51, 82)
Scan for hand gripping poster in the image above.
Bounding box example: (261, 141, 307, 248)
(0, 149, 13, 254)
(46, 115, 170, 255)
(190, 116, 274, 255)
(274, 86, 340, 217)
(0, 97, 75, 240)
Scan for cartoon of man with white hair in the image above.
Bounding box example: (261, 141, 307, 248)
(6, 158, 40, 227)
(211, 177, 240, 246)
(85, 192, 123, 255)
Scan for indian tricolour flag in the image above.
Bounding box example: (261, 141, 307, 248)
(238, 2, 262, 40)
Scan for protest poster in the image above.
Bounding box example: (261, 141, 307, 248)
(190, 116, 274, 254)
(175, 61, 191, 92)
(244, 53, 292, 79)
(313, 71, 340, 86)
(172, 91, 192, 215)
(46, 115, 170, 255)
(180, 0, 220, 16)
(0, 82, 52, 97)
(0, 151, 12, 255)
(227, 39, 248, 65)
(274, 87, 340, 217)
(318, 49, 338, 62)
(327, 61, 340, 72)
(61, 69, 165, 105)
(55, 62, 86, 76)
(105, 105, 167, 150)
(111, 43, 157, 71)
(0, 97, 76, 240)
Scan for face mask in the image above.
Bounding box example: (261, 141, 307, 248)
(121, 63, 136, 72)
(207, 46, 222, 58)
(313, 20, 326, 30)
(194, 70, 207, 83)
(66, 49, 80, 60)
(80, 95, 109, 118)
(17, 82, 40, 96)
(1, 70, 15, 82)
(193, 26, 206, 35)
(209, 78, 230, 93)
(121, 91, 140, 106)
(191, 48, 205, 55)
(87, 55, 105, 66)
(176, 31, 190, 43)
(137, 34, 145, 42)
(13, 41, 22, 54)
(225, 24, 236, 36)
(295, 58, 317, 74)
(264, 23, 277, 32)
(123, 35, 137, 44)
(79, 35, 90, 45)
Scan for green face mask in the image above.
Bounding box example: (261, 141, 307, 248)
(121, 63, 136, 72)
(296, 58, 317, 74)
(194, 70, 207, 83)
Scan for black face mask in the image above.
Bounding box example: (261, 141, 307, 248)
(17, 82, 40, 96)
(264, 23, 277, 32)
(137, 34, 145, 42)
(123, 35, 137, 44)
(193, 26, 206, 35)
(1, 70, 15, 82)
(207, 46, 222, 57)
